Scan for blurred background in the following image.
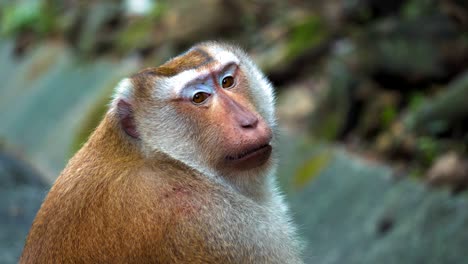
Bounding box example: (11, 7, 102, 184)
(1, 0, 468, 263)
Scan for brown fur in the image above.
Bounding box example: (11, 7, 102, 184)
(20, 116, 300, 263)
(21, 116, 215, 263)
(154, 48, 214, 77)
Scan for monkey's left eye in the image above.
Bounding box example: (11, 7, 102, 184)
(192, 92, 210, 104)
(221, 76, 235, 88)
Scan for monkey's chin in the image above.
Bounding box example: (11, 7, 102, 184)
(224, 144, 272, 171)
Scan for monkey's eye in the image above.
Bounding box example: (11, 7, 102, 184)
(192, 92, 210, 104)
(221, 76, 235, 88)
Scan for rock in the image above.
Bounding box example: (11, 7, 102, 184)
(403, 70, 468, 136)
(427, 152, 468, 192)
(350, 2, 468, 88)
(0, 40, 139, 181)
(0, 149, 48, 264)
(309, 57, 356, 140)
(277, 79, 318, 135)
(278, 137, 468, 264)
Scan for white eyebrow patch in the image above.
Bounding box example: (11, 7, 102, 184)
(165, 69, 209, 96)
(163, 60, 239, 98)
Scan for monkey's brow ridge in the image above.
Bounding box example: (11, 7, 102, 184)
(153, 48, 215, 77)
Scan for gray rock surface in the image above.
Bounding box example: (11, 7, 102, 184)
(0, 40, 137, 181)
(0, 150, 47, 263)
(283, 148, 468, 264)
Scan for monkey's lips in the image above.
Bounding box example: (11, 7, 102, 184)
(225, 144, 272, 170)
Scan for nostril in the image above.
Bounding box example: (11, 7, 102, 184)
(241, 117, 259, 129)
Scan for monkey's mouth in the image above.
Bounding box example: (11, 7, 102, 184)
(225, 144, 272, 170)
(226, 144, 269, 160)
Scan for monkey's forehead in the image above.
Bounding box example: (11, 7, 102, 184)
(120, 43, 244, 101)
(155, 45, 239, 78)
(153, 45, 241, 95)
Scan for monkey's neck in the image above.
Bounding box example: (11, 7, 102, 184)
(78, 115, 145, 171)
(84, 115, 276, 204)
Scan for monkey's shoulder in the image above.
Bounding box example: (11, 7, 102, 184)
(142, 172, 300, 263)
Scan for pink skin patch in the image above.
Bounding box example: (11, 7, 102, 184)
(162, 186, 201, 216)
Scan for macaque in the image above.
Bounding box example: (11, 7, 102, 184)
(20, 42, 303, 263)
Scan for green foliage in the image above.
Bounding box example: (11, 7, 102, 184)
(381, 105, 397, 129)
(408, 167, 424, 178)
(286, 15, 327, 59)
(116, 19, 155, 53)
(311, 58, 353, 140)
(416, 136, 439, 166)
(402, 0, 437, 19)
(408, 92, 426, 112)
(116, 2, 166, 53)
(0, 0, 56, 36)
(317, 112, 341, 140)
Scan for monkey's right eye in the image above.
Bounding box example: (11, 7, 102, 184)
(221, 76, 235, 88)
(192, 92, 210, 104)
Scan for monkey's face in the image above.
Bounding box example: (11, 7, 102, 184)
(116, 43, 277, 177)
(172, 62, 274, 173)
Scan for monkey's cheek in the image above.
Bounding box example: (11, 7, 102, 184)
(223, 144, 272, 171)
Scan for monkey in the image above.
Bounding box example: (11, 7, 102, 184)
(20, 42, 303, 263)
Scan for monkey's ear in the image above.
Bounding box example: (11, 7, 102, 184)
(116, 99, 140, 139)
(112, 78, 140, 139)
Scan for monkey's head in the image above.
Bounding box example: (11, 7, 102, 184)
(111, 42, 277, 183)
